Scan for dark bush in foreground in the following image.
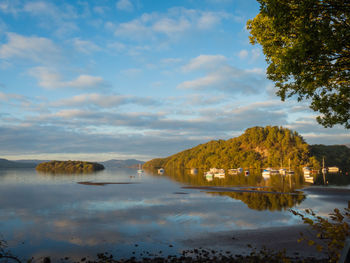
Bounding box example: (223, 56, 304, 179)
(36, 160, 105, 174)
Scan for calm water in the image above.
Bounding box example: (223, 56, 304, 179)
(0, 168, 349, 261)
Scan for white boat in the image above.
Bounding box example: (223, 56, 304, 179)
(304, 175, 314, 183)
(214, 172, 225, 179)
(279, 168, 287, 176)
(205, 168, 225, 179)
(286, 170, 295, 176)
(205, 172, 213, 181)
(244, 170, 250, 176)
(137, 164, 143, 174)
(228, 167, 243, 175)
(262, 169, 271, 179)
(158, 168, 164, 174)
(228, 169, 237, 175)
(262, 168, 279, 179)
(303, 167, 311, 176)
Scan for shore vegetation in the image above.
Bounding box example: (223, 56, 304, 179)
(36, 160, 105, 174)
(144, 126, 350, 173)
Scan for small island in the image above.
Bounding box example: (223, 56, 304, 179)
(36, 160, 105, 174)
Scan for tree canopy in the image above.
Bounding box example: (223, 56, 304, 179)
(144, 126, 350, 172)
(247, 0, 350, 128)
(36, 160, 105, 174)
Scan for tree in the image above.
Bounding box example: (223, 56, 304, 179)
(247, 0, 350, 128)
(291, 208, 350, 262)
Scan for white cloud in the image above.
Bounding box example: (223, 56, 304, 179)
(116, 0, 134, 12)
(0, 91, 25, 102)
(182, 54, 227, 72)
(107, 41, 126, 52)
(72, 38, 101, 54)
(67, 75, 105, 89)
(153, 17, 191, 35)
(197, 12, 222, 29)
(178, 55, 268, 94)
(29, 67, 107, 90)
(0, 0, 20, 15)
(93, 6, 109, 15)
(114, 8, 231, 41)
(0, 33, 61, 64)
(52, 93, 157, 108)
(238, 49, 248, 59)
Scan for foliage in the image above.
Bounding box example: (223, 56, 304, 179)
(247, 0, 350, 128)
(310, 145, 350, 172)
(144, 126, 315, 171)
(291, 208, 350, 262)
(36, 160, 105, 174)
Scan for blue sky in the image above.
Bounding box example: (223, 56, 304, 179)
(0, 0, 349, 161)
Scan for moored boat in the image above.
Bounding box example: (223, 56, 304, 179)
(262, 168, 279, 179)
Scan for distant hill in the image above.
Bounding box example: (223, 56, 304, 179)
(15, 159, 48, 165)
(102, 159, 144, 169)
(144, 126, 350, 171)
(0, 158, 37, 168)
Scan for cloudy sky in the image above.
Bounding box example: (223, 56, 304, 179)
(0, 0, 349, 161)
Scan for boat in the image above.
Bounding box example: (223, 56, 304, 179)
(286, 170, 295, 176)
(262, 168, 271, 179)
(304, 175, 314, 183)
(244, 170, 249, 176)
(262, 168, 279, 179)
(303, 167, 314, 183)
(328, 167, 339, 173)
(279, 168, 287, 176)
(228, 169, 237, 175)
(303, 167, 311, 176)
(158, 168, 164, 174)
(228, 167, 244, 175)
(205, 172, 213, 181)
(137, 163, 143, 174)
(213, 168, 225, 179)
(205, 168, 225, 179)
(214, 173, 225, 179)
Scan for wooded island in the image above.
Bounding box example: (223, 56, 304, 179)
(36, 160, 105, 173)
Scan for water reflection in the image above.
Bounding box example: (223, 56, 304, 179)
(0, 167, 349, 261)
(209, 191, 305, 211)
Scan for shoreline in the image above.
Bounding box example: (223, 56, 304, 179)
(181, 224, 327, 259)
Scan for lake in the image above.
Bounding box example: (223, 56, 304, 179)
(0, 168, 349, 261)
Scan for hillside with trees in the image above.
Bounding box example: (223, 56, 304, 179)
(144, 126, 350, 172)
(36, 160, 105, 174)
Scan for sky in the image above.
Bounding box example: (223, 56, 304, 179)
(0, 0, 349, 161)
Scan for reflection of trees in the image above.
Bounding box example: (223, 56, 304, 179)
(147, 167, 305, 191)
(211, 191, 306, 211)
(146, 167, 307, 211)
